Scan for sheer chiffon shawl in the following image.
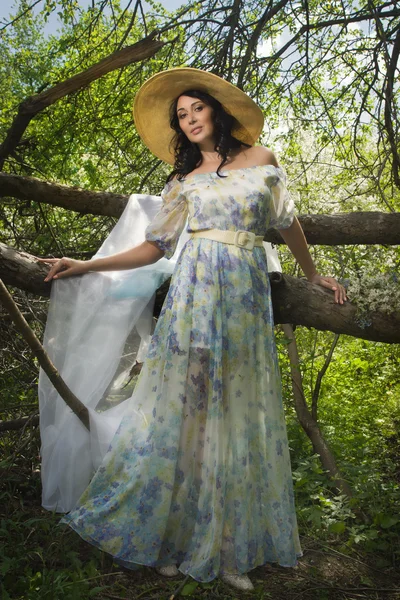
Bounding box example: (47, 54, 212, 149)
(39, 194, 190, 512)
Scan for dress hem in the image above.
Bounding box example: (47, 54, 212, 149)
(61, 516, 303, 583)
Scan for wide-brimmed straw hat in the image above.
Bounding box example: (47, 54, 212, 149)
(133, 67, 264, 165)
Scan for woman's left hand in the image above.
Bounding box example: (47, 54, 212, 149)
(309, 274, 347, 305)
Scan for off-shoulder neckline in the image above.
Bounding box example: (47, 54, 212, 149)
(165, 163, 280, 187)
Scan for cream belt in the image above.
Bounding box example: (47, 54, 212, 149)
(190, 229, 264, 250)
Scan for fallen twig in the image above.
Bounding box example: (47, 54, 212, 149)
(136, 586, 165, 599)
(0, 414, 39, 433)
(313, 542, 392, 575)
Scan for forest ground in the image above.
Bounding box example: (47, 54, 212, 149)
(2, 453, 399, 600)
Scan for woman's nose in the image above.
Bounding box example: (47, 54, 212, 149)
(188, 113, 197, 124)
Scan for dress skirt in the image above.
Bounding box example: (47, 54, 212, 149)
(62, 234, 302, 582)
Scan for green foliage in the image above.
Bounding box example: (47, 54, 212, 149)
(286, 451, 400, 574)
(276, 325, 400, 568)
(0, 481, 110, 599)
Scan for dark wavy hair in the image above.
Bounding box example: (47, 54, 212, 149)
(166, 90, 249, 182)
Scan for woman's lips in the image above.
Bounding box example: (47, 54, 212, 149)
(191, 127, 202, 135)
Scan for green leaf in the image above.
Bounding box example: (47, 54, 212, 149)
(380, 515, 399, 529)
(328, 521, 346, 534)
(181, 580, 199, 595)
(88, 586, 105, 596)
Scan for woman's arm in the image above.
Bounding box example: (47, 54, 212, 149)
(278, 217, 317, 281)
(253, 146, 347, 304)
(278, 217, 347, 304)
(39, 240, 164, 282)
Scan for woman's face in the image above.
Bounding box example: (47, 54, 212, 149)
(176, 95, 215, 144)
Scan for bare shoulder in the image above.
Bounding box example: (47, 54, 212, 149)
(246, 146, 279, 167)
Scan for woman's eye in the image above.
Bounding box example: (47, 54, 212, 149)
(178, 113, 187, 119)
(195, 106, 203, 111)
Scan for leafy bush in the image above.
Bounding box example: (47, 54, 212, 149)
(0, 476, 110, 599)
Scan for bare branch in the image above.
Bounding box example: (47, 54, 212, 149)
(282, 323, 353, 496)
(0, 0, 43, 31)
(261, 8, 400, 67)
(0, 414, 39, 433)
(383, 27, 400, 187)
(0, 279, 89, 429)
(237, 0, 290, 87)
(311, 333, 340, 421)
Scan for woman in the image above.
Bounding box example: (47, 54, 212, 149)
(40, 68, 346, 591)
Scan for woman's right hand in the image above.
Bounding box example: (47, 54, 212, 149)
(37, 257, 88, 282)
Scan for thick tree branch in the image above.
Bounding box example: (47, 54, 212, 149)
(269, 212, 400, 245)
(0, 244, 50, 296)
(0, 172, 129, 216)
(269, 272, 400, 344)
(0, 33, 164, 169)
(1, 245, 392, 342)
(2, 173, 400, 244)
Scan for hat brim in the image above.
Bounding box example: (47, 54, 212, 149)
(133, 68, 264, 166)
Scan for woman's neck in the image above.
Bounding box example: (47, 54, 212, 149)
(200, 150, 221, 163)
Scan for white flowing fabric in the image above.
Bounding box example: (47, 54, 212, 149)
(39, 193, 282, 513)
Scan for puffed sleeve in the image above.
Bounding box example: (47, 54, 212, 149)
(266, 166, 295, 230)
(145, 180, 188, 259)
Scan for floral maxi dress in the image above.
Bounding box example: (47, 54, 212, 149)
(62, 164, 302, 581)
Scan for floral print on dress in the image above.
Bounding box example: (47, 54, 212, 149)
(145, 165, 294, 258)
(62, 164, 301, 582)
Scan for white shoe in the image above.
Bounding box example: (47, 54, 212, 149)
(156, 564, 180, 577)
(220, 572, 254, 591)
